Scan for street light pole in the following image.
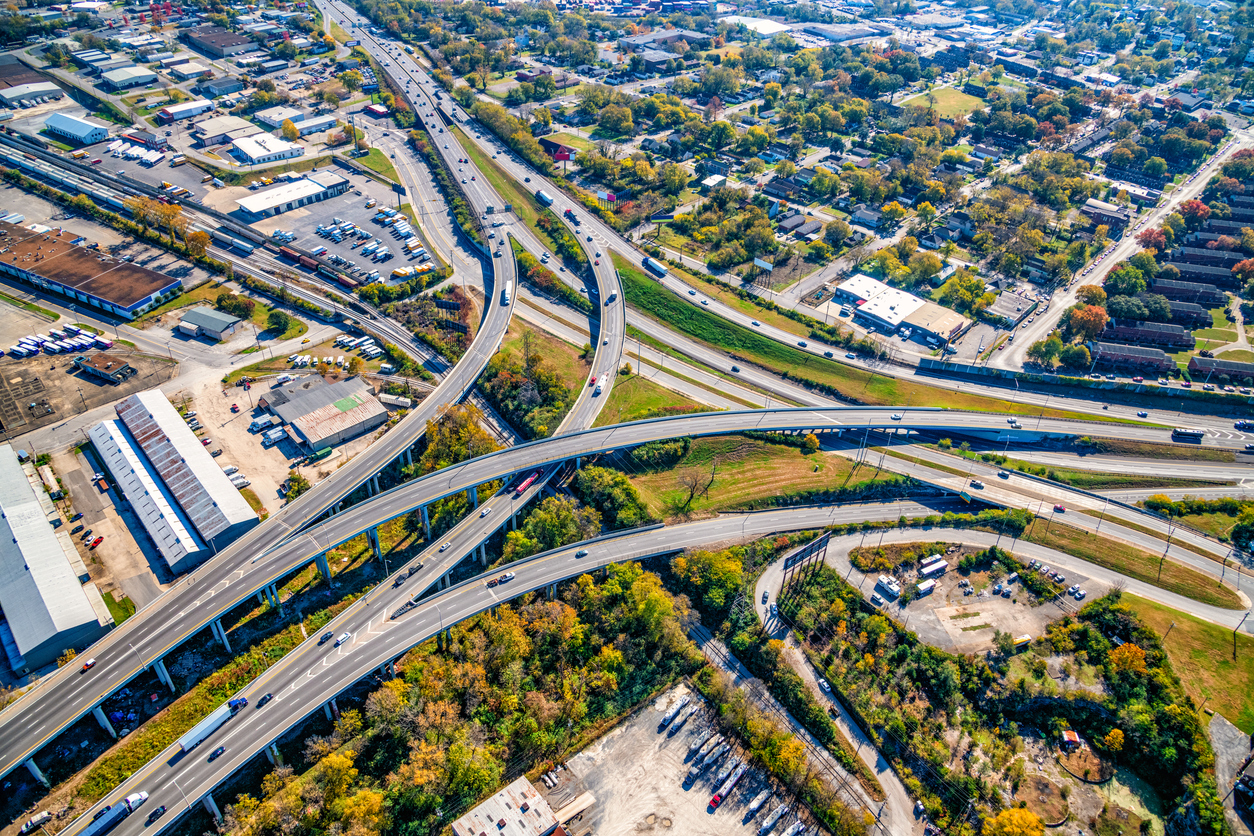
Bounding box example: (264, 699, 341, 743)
(128, 641, 147, 670)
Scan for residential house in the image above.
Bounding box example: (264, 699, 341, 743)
(851, 204, 884, 229)
(1100, 319, 1195, 349)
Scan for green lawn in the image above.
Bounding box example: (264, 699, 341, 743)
(138, 281, 307, 341)
(102, 591, 136, 625)
(0, 289, 59, 321)
(592, 373, 702, 428)
(549, 132, 594, 153)
(611, 253, 1137, 422)
(350, 148, 399, 182)
(1128, 596, 1254, 732)
(500, 326, 589, 393)
(901, 86, 986, 118)
(1219, 348, 1254, 362)
(1021, 518, 1242, 609)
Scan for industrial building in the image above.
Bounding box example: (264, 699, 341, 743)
(834, 274, 970, 342)
(198, 76, 245, 98)
(0, 80, 63, 106)
(264, 377, 388, 451)
(451, 778, 560, 836)
(182, 25, 254, 58)
(73, 353, 138, 384)
(89, 420, 207, 575)
(114, 390, 259, 554)
(178, 306, 243, 341)
(44, 112, 109, 145)
(255, 105, 304, 128)
(100, 66, 158, 90)
(235, 171, 349, 219)
(170, 62, 211, 80)
(232, 134, 304, 165)
(156, 98, 212, 123)
(0, 221, 183, 319)
(293, 114, 337, 136)
(193, 114, 264, 146)
(0, 443, 112, 673)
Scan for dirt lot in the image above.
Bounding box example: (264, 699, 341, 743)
(0, 349, 174, 438)
(562, 683, 799, 836)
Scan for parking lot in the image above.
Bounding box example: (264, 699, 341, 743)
(563, 683, 794, 836)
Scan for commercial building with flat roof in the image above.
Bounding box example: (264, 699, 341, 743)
(235, 171, 349, 219)
(156, 97, 212, 123)
(101, 66, 158, 89)
(293, 114, 336, 136)
(44, 112, 109, 145)
(178, 306, 242, 340)
(0, 221, 182, 318)
(73, 353, 137, 384)
(171, 62, 211, 80)
(89, 420, 207, 575)
(115, 390, 259, 552)
(232, 134, 304, 164)
(0, 80, 63, 106)
(0, 443, 111, 673)
(451, 777, 559, 836)
(194, 114, 261, 145)
(256, 105, 304, 127)
(182, 25, 254, 57)
(267, 377, 388, 450)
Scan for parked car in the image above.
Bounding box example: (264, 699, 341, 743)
(89, 536, 103, 549)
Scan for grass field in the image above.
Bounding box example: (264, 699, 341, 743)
(352, 148, 399, 182)
(500, 325, 589, 393)
(138, 281, 306, 341)
(1084, 438, 1236, 463)
(455, 126, 564, 255)
(592, 373, 703, 428)
(0, 289, 59, 322)
(1219, 348, 1254, 362)
(613, 254, 1134, 422)
(1021, 518, 1242, 609)
(901, 86, 986, 118)
(102, 591, 136, 625)
(549, 132, 594, 153)
(1174, 511, 1241, 540)
(1127, 596, 1254, 732)
(627, 436, 895, 518)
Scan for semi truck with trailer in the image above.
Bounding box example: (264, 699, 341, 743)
(79, 793, 149, 836)
(535, 189, 553, 206)
(176, 698, 247, 753)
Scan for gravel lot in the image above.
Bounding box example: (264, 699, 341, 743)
(563, 683, 795, 836)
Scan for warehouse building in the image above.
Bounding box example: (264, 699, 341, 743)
(198, 76, 245, 98)
(0, 443, 112, 673)
(193, 114, 263, 146)
(235, 171, 349, 219)
(182, 25, 254, 57)
(73, 353, 137, 384)
(115, 390, 259, 554)
(0, 80, 63, 106)
(178, 306, 242, 340)
(255, 104, 304, 128)
(232, 134, 304, 165)
(100, 66, 158, 90)
(44, 112, 109, 145)
(266, 377, 388, 451)
(171, 62, 211, 80)
(89, 420, 207, 575)
(835, 274, 970, 342)
(156, 98, 212, 123)
(451, 778, 559, 836)
(0, 221, 183, 319)
(293, 114, 336, 136)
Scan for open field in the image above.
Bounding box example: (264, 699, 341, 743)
(592, 373, 702, 427)
(500, 325, 589, 393)
(901, 86, 986, 118)
(548, 132, 594, 153)
(1127, 596, 1254, 732)
(627, 436, 897, 518)
(350, 148, 399, 182)
(1020, 518, 1242, 609)
(1082, 438, 1236, 463)
(614, 254, 1135, 422)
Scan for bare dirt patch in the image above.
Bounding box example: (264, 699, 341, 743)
(1059, 745, 1115, 783)
(1016, 773, 1069, 825)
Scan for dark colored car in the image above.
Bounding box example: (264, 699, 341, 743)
(208, 746, 225, 762)
(71, 524, 84, 534)
(318, 631, 334, 645)
(70, 512, 83, 521)
(80, 528, 93, 540)
(256, 693, 274, 708)
(146, 807, 167, 825)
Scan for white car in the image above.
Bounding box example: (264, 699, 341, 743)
(479, 506, 492, 517)
(439, 542, 451, 552)
(334, 632, 351, 646)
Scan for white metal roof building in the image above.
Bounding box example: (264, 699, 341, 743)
(235, 171, 349, 219)
(858, 286, 926, 330)
(89, 419, 208, 576)
(294, 114, 337, 136)
(44, 112, 109, 145)
(101, 66, 158, 89)
(451, 777, 558, 836)
(0, 81, 63, 106)
(255, 105, 305, 127)
(232, 134, 304, 165)
(0, 444, 111, 672)
(156, 97, 212, 122)
(115, 390, 258, 556)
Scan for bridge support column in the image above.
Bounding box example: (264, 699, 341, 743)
(367, 526, 382, 562)
(388, 660, 396, 678)
(203, 794, 222, 823)
(324, 702, 333, 721)
(510, 512, 517, 531)
(547, 583, 556, 600)
(469, 486, 478, 507)
(92, 705, 117, 739)
(153, 657, 175, 693)
(211, 618, 231, 653)
(265, 743, 282, 766)
(421, 505, 430, 540)
(371, 474, 380, 495)
(442, 572, 450, 589)
(25, 758, 48, 788)
(315, 552, 331, 582)
(444, 628, 451, 648)
(265, 584, 282, 614)
(256, 590, 266, 606)
(479, 544, 487, 567)
(575, 457, 581, 471)
(405, 447, 414, 468)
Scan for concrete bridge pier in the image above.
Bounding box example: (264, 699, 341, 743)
(264, 743, 282, 766)
(203, 794, 222, 823)
(93, 705, 117, 738)
(315, 552, 331, 582)
(367, 526, 382, 561)
(469, 485, 478, 507)
(479, 544, 487, 566)
(153, 657, 176, 693)
(421, 505, 431, 540)
(25, 757, 48, 788)
(547, 583, 556, 600)
(211, 618, 231, 653)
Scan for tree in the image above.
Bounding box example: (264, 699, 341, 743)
(1104, 263, 1145, 297)
(881, 201, 906, 223)
(983, 808, 1044, 836)
(1068, 304, 1108, 340)
(1109, 642, 1147, 675)
(1179, 198, 1211, 230)
(57, 648, 78, 667)
(916, 201, 936, 227)
(908, 252, 943, 284)
(1142, 156, 1167, 178)
(280, 118, 300, 142)
(347, 355, 364, 374)
(708, 120, 735, 150)
(1058, 343, 1091, 370)
(1076, 286, 1106, 307)
(776, 160, 796, 179)
(1027, 335, 1063, 367)
(824, 219, 851, 247)
(285, 470, 311, 501)
(598, 104, 633, 136)
(267, 309, 292, 334)
(1137, 227, 1168, 251)
(186, 229, 210, 258)
(1103, 728, 1125, 752)
(338, 69, 364, 94)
